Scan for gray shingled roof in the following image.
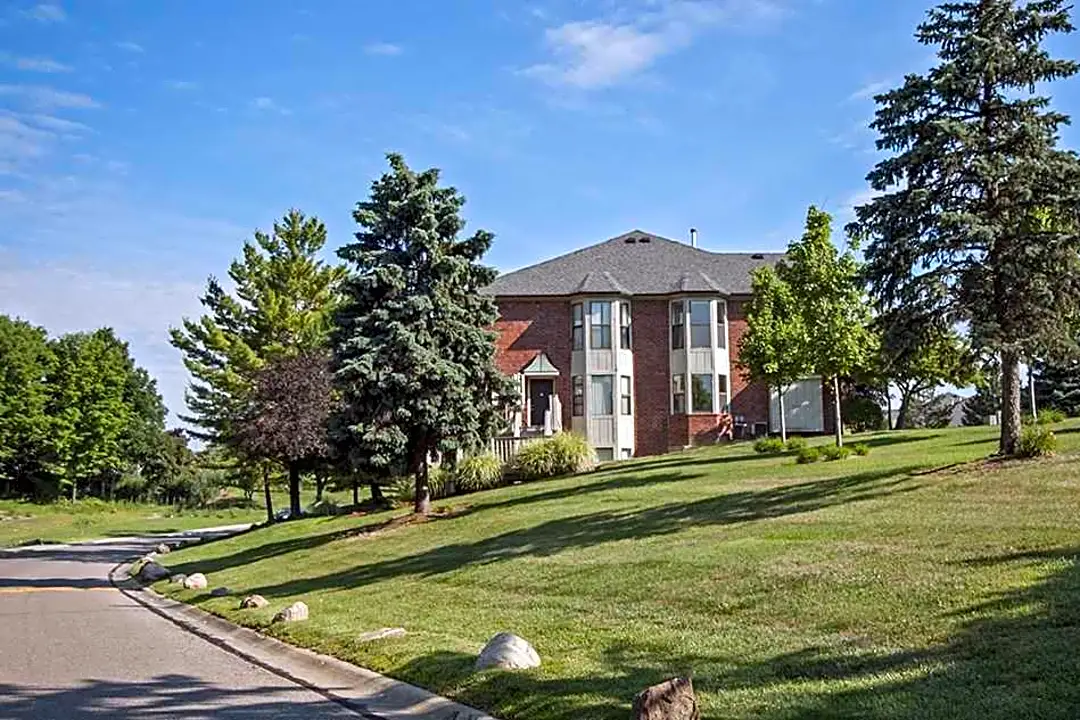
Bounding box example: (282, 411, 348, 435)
(486, 230, 784, 297)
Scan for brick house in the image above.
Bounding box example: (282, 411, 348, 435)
(487, 230, 829, 459)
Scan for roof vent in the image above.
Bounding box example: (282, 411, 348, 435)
(751, 253, 765, 260)
(624, 237, 637, 244)
(638, 236, 651, 244)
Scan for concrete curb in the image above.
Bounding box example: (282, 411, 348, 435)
(110, 561, 497, 720)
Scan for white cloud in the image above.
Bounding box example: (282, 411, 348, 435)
(165, 79, 199, 91)
(0, 84, 100, 110)
(13, 56, 72, 73)
(839, 188, 880, 222)
(364, 42, 403, 56)
(849, 79, 891, 102)
(115, 41, 145, 53)
(522, 0, 787, 89)
(27, 113, 90, 134)
(23, 3, 65, 23)
(250, 96, 290, 115)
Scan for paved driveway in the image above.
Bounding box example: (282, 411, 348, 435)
(0, 531, 362, 719)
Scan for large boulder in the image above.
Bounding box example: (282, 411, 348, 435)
(475, 632, 540, 671)
(182, 573, 208, 590)
(169, 574, 187, 585)
(273, 601, 309, 623)
(210, 587, 231, 598)
(137, 561, 170, 583)
(240, 594, 269, 609)
(632, 678, 700, 720)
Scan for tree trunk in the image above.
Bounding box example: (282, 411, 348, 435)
(352, 479, 359, 507)
(1028, 362, 1038, 421)
(262, 466, 274, 524)
(71, 479, 77, 502)
(314, 472, 325, 503)
(370, 481, 385, 506)
(288, 461, 302, 517)
(895, 393, 911, 430)
(777, 385, 788, 443)
(833, 376, 844, 447)
(1000, 348, 1022, 456)
(414, 453, 431, 516)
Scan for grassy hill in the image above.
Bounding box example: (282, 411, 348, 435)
(156, 424, 1080, 720)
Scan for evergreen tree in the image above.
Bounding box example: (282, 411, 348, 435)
(332, 153, 518, 515)
(171, 209, 345, 516)
(0, 316, 54, 496)
(739, 266, 808, 442)
(850, 0, 1080, 455)
(780, 207, 876, 447)
(963, 355, 1002, 426)
(1033, 358, 1080, 416)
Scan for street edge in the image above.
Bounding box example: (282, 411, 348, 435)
(110, 561, 496, 720)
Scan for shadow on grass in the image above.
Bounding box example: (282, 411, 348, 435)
(390, 545, 1080, 720)
(251, 465, 927, 599)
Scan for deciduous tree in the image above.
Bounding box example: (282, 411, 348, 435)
(850, 0, 1080, 455)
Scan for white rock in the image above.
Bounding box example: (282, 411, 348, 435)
(169, 574, 187, 584)
(272, 600, 311, 621)
(475, 632, 541, 671)
(273, 601, 309, 623)
(183, 573, 208, 590)
(358, 627, 407, 643)
(155, 543, 172, 554)
(240, 594, 269, 609)
(137, 561, 170, 583)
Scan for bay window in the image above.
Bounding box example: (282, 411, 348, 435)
(590, 301, 612, 350)
(591, 375, 614, 416)
(572, 303, 584, 350)
(689, 300, 711, 348)
(671, 302, 685, 349)
(691, 373, 714, 413)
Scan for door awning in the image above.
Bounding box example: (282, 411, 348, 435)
(521, 352, 560, 377)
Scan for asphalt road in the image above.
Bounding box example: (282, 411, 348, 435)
(0, 531, 362, 719)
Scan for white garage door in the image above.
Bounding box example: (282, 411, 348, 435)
(770, 377, 825, 433)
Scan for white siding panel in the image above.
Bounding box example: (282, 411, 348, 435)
(588, 349, 615, 373)
(571, 351, 586, 376)
(770, 378, 825, 433)
(688, 349, 714, 373)
(670, 350, 687, 375)
(617, 415, 635, 453)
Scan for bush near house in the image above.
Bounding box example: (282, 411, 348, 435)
(454, 454, 504, 492)
(852, 443, 871, 457)
(795, 446, 822, 464)
(785, 436, 808, 452)
(754, 437, 786, 455)
(1035, 409, 1067, 425)
(1017, 425, 1057, 458)
(515, 432, 596, 480)
(821, 445, 852, 462)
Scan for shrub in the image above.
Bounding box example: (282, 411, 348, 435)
(1017, 425, 1057, 458)
(388, 467, 452, 503)
(1038, 409, 1067, 425)
(841, 395, 886, 433)
(455, 454, 504, 492)
(852, 443, 871, 457)
(821, 445, 852, 462)
(753, 437, 786, 454)
(515, 432, 596, 480)
(308, 498, 340, 516)
(796, 447, 822, 464)
(784, 436, 808, 452)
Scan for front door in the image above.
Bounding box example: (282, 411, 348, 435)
(529, 379, 554, 427)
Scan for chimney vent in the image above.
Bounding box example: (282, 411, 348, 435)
(689, 228, 698, 248)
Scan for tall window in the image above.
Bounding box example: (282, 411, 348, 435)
(620, 302, 632, 350)
(590, 301, 612, 349)
(672, 374, 686, 413)
(691, 373, 714, 413)
(670, 302, 685, 349)
(572, 375, 584, 416)
(716, 300, 727, 349)
(591, 375, 614, 416)
(572, 303, 584, 350)
(717, 374, 729, 412)
(620, 376, 632, 415)
(689, 300, 711, 348)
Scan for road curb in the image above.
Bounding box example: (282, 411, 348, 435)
(110, 561, 496, 720)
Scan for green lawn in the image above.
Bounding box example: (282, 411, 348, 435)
(156, 424, 1080, 720)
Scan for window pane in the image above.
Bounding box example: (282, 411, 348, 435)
(689, 300, 710, 325)
(591, 325, 612, 349)
(573, 303, 583, 323)
(716, 301, 727, 349)
(590, 301, 611, 325)
(573, 327, 584, 351)
(620, 302, 632, 349)
(572, 376, 584, 416)
(590, 375, 614, 416)
(691, 374, 714, 413)
(717, 374, 729, 412)
(690, 324, 711, 348)
(672, 374, 685, 414)
(620, 376, 632, 415)
(670, 302, 684, 324)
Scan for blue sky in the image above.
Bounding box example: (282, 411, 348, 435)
(0, 0, 1077, 422)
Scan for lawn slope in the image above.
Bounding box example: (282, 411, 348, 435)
(157, 424, 1080, 720)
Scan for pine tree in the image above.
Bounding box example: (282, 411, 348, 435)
(780, 207, 876, 447)
(739, 266, 808, 442)
(171, 210, 345, 516)
(1033, 358, 1080, 416)
(331, 153, 518, 515)
(851, 0, 1080, 455)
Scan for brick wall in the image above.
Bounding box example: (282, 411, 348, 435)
(493, 299, 573, 431)
(631, 298, 670, 456)
(727, 296, 770, 430)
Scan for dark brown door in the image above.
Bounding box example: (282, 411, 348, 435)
(529, 379, 554, 427)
